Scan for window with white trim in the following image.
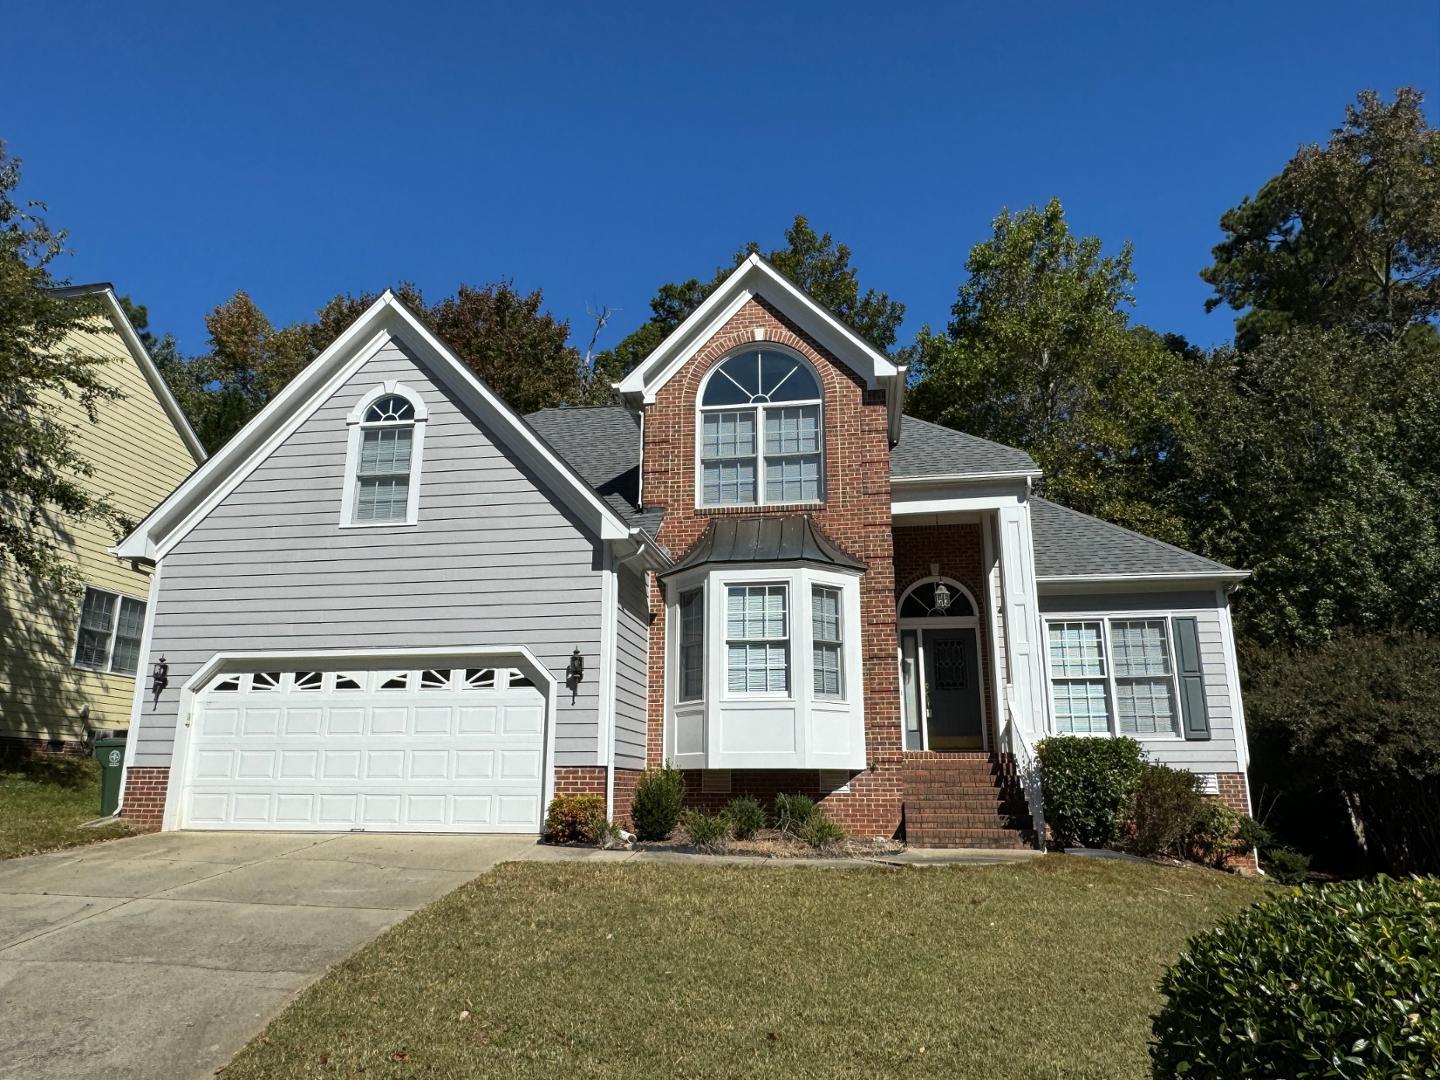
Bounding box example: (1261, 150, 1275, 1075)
(72, 587, 146, 676)
(1045, 617, 1182, 738)
(699, 351, 822, 506)
(811, 585, 843, 697)
(678, 588, 705, 702)
(355, 394, 415, 523)
(726, 584, 789, 693)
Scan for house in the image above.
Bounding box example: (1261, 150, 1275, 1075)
(1, 284, 206, 753)
(112, 257, 1252, 846)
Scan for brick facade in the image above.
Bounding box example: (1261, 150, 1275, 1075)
(892, 523, 998, 748)
(119, 766, 169, 828)
(638, 295, 903, 836)
(1215, 771, 1259, 873)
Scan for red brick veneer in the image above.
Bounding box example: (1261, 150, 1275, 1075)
(639, 295, 902, 836)
(892, 522, 998, 748)
(552, 766, 606, 795)
(119, 767, 169, 828)
(1215, 771, 1259, 873)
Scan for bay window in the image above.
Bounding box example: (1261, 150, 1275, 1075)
(725, 584, 789, 693)
(811, 586, 843, 698)
(698, 350, 823, 507)
(678, 588, 705, 702)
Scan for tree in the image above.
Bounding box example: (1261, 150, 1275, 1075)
(1202, 87, 1440, 347)
(1173, 325, 1440, 647)
(591, 216, 906, 385)
(0, 142, 125, 587)
(180, 281, 587, 450)
(907, 199, 1192, 541)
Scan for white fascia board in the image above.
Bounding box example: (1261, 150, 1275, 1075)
(616, 254, 898, 403)
(99, 289, 207, 462)
(1035, 572, 1251, 592)
(891, 470, 1043, 485)
(116, 291, 634, 560)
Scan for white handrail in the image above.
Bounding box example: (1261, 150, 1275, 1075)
(1003, 686, 1046, 849)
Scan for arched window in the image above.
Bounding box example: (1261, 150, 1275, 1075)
(342, 384, 427, 526)
(898, 578, 977, 619)
(697, 350, 823, 506)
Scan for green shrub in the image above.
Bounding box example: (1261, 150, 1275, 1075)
(1152, 877, 1440, 1078)
(589, 816, 624, 849)
(544, 794, 604, 844)
(773, 792, 817, 835)
(722, 796, 766, 840)
(798, 808, 846, 850)
(1262, 847, 1311, 884)
(1187, 799, 1241, 868)
(680, 809, 730, 852)
(1129, 764, 1204, 857)
(1036, 736, 1146, 848)
(631, 764, 686, 841)
(1236, 815, 1273, 851)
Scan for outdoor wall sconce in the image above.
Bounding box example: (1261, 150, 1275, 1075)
(565, 647, 585, 703)
(151, 655, 169, 706)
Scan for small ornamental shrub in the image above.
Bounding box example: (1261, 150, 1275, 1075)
(1152, 876, 1440, 1078)
(544, 794, 604, 844)
(680, 809, 730, 852)
(1129, 764, 1204, 857)
(589, 816, 624, 849)
(1036, 736, 1146, 848)
(798, 808, 846, 851)
(1187, 799, 1241, 868)
(631, 764, 686, 841)
(722, 796, 766, 840)
(1262, 847, 1311, 885)
(1236, 815, 1273, 852)
(773, 792, 818, 835)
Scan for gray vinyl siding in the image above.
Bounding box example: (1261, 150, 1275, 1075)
(133, 334, 606, 769)
(613, 564, 650, 771)
(1037, 589, 1244, 774)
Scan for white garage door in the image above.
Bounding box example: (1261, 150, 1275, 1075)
(180, 664, 546, 832)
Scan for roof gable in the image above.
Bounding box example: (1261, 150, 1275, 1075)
(614, 255, 902, 422)
(116, 293, 636, 561)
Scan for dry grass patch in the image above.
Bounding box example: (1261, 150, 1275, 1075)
(0, 756, 131, 860)
(223, 857, 1267, 1080)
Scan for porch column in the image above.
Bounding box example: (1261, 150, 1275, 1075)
(996, 501, 1048, 739)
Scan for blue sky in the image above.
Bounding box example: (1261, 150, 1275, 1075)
(10, 2, 1438, 358)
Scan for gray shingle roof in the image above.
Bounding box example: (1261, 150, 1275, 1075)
(524, 406, 663, 538)
(891, 416, 1040, 479)
(664, 515, 865, 576)
(1030, 498, 1243, 580)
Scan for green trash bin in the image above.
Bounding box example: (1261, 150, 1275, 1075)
(93, 736, 127, 817)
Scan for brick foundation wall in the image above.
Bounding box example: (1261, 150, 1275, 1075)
(552, 766, 606, 796)
(676, 769, 900, 836)
(1214, 771, 1258, 873)
(640, 295, 902, 837)
(612, 767, 642, 828)
(119, 766, 169, 828)
(892, 523, 997, 747)
(0, 735, 90, 761)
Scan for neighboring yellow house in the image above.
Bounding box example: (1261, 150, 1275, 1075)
(0, 283, 205, 750)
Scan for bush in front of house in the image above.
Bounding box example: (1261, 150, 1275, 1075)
(630, 763, 687, 841)
(1151, 876, 1440, 1078)
(544, 794, 604, 843)
(797, 808, 846, 851)
(1036, 735, 1146, 848)
(1186, 799, 1242, 868)
(680, 809, 730, 852)
(722, 796, 766, 840)
(1128, 763, 1204, 858)
(772, 792, 818, 835)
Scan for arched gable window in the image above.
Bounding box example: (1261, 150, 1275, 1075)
(697, 350, 823, 506)
(341, 383, 428, 526)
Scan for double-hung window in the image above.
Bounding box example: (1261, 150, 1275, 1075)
(355, 394, 415, 523)
(73, 587, 146, 676)
(811, 586, 843, 697)
(726, 584, 789, 693)
(678, 588, 705, 702)
(1046, 618, 1182, 737)
(699, 351, 822, 506)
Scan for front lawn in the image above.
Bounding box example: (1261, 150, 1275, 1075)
(0, 755, 132, 859)
(222, 857, 1267, 1079)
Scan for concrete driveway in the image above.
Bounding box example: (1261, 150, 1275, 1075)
(0, 831, 540, 1080)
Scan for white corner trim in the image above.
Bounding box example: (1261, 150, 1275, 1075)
(117, 561, 165, 801)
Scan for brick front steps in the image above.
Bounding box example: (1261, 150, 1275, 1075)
(902, 752, 1035, 850)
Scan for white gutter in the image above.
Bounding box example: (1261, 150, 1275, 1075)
(892, 470, 1044, 485)
(1034, 571, 1251, 585)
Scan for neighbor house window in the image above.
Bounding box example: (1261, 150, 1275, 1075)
(699, 351, 822, 506)
(72, 587, 145, 676)
(343, 386, 427, 526)
(726, 584, 789, 693)
(678, 588, 705, 702)
(1046, 618, 1182, 738)
(811, 586, 843, 697)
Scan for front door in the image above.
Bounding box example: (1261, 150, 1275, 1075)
(922, 628, 983, 750)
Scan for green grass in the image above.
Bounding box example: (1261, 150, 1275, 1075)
(0, 756, 132, 859)
(222, 857, 1268, 1080)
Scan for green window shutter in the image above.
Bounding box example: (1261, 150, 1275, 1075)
(1171, 617, 1211, 741)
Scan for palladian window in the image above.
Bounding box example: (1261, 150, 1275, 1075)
(698, 351, 822, 506)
